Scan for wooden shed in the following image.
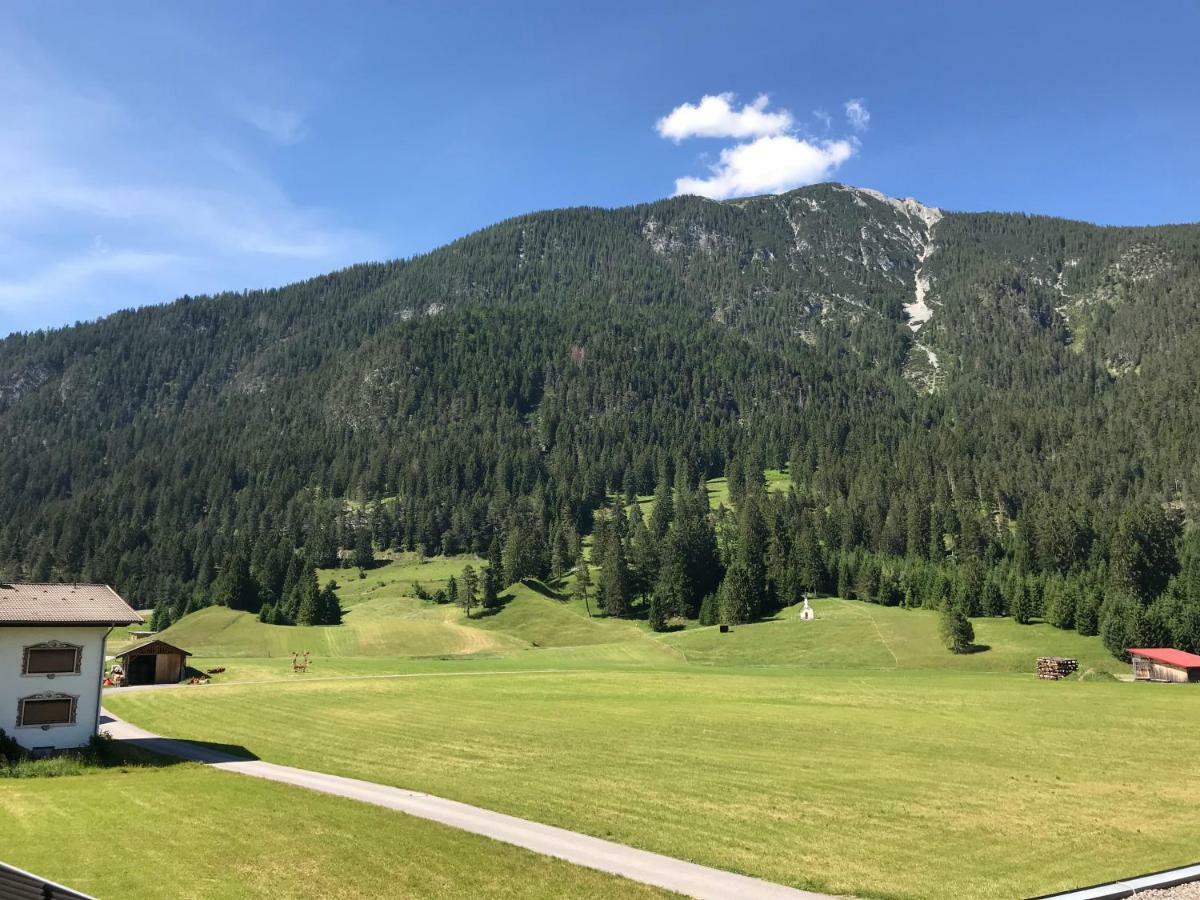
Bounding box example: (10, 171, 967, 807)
(114, 639, 191, 686)
(1128, 648, 1200, 683)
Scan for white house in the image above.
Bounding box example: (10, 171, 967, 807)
(0, 583, 142, 752)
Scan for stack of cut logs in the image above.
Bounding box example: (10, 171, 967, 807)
(1036, 657, 1079, 679)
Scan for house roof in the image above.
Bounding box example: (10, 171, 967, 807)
(0, 583, 142, 626)
(1128, 647, 1200, 669)
(114, 638, 191, 659)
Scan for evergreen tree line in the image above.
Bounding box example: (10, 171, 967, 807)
(0, 184, 1197, 659)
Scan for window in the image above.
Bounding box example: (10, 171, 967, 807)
(17, 693, 78, 727)
(22, 642, 82, 676)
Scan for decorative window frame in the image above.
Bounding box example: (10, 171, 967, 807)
(16, 691, 79, 728)
(21, 640, 83, 678)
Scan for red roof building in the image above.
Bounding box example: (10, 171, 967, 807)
(1128, 648, 1200, 683)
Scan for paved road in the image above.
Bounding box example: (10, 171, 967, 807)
(101, 713, 837, 900)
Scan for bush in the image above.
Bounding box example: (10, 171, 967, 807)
(697, 594, 717, 626)
(0, 729, 27, 766)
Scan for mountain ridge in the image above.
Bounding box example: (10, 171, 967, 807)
(0, 180, 1197, 658)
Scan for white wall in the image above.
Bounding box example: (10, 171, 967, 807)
(0, 626, 109, 751)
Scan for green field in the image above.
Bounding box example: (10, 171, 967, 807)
(618, 468, 793, 521)
(665, 598, 1122, 673)
(0, 762, 669, 899)
(318, 553, 485, 608)
(104, 662, 1200, 900)
(91, 562, 1200, 900)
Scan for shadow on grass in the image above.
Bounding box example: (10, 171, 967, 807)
(465, 591, 515, 619)
(964, 643, 992, 655)
(2, 727, 256, 779)
(522, 578, 565, 601)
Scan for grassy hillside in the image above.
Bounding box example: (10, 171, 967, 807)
(105, 665, 1200, 900)
(471, 579, 657, 648)
(140, 553, 1122, 679)
(152, 600, 525, 659)
(0, 763, 669, 899)
(662, 598, 1122, 673)
(318, 554, 484, 609)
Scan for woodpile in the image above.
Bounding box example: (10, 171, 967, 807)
(1037, 657, 1078, 679)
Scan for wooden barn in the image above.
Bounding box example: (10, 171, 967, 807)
(113, 639, 191, 686)
(1128, 648, 1200, 683)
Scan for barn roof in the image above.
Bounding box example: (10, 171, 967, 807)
(114, 638, 192, 659)
(0, 583, 142, 626)
(1128, 647, 1200, 669)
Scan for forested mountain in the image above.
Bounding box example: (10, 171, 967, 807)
(2, 183, 1198, 653)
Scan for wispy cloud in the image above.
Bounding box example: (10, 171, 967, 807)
(844, 98, 870, 131)
(230, 94, 309, 145)
(0, 34, 376, 334)
(659, 92, 863, 200)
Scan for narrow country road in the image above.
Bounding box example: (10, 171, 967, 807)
(101, 713, 838, 900)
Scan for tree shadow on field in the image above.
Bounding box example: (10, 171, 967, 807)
(963, 643, 991, 654)
(522, 578, 564, 601)
(469, 591, 515, 619)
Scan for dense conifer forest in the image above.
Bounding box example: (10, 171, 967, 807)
(1, 182, 1198, 656)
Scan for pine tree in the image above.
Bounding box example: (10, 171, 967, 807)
(295, 569, 320, 625)
(836, 556, 853, 600)
(461, 564, 478, 618)
(599, 533, 630, 617)
(447, 574, 459, 608)
(939, 602, 975, 654)
(549, 525, 570, 580)
(483, 536, 503, 609)
(318, 580, 342, 625)
(1100, 594, 1135, 660)
(648, 470, 674, 539)
(502, 523, 524, 585)
(1009, 577, 1035, 624)
(735, 493, 769, 618)
(647, 593, 668, 632)
(354, 529, 374, 571)
(215, 549, 260, 613)
(572, 554, 593, 618)
(719, 563, 754, 624)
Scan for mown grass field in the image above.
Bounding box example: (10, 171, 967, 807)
(104, 654, 1199, 899)
(0, 762, 670, 899)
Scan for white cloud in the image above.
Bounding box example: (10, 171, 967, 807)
(844, 98, 870, 131)
(674, 135, 854, 200)
(812, 109, 832, 131)
(660, 92, 863, 200)
(656, 93, 793, 142)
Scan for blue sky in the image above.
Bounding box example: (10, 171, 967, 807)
(2, 1, 1198, 334)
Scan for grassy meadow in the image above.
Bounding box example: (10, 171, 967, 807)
(103, 661, 1200, 900)
(0, 761, 670, 900)
(86, 542, 1199, 900)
